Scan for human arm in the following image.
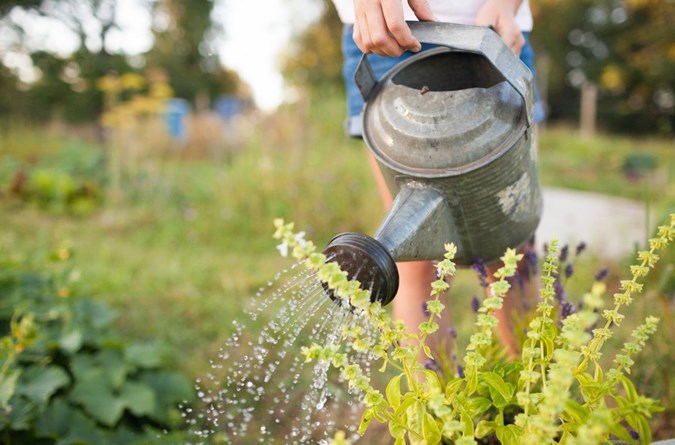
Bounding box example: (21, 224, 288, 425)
(352, 0, 435, 57)
(475, 0, 526, 55)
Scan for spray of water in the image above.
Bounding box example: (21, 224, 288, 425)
(186, 260, 382, 444)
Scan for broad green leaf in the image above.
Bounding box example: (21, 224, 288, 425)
(394, 437, 406, 445)
(563, 399, 589, 424)
(496, 424, 523, 445)
(423, 369, 442, 394)
(479, 372, 514, 409)
(35, 397, 74, 438)
(70, 375, 124, 427)
(445, 378, 464, 400)
(139, 370, 195, 407)
(125, 341, 168, 369)
(7, 395, 35, 430)
(466, 396, 492, 416)
(394, 395, 416, 417)
(119, 381, 156, 417)
(0, 369, 21, 407)
(461, 411, 474, 437)
(388, 418, 406, 439)
(423, 412, 441, 445)
(71, 350, 127, 390)
(59, 409, 107, 445)
(58, 329, 83, 354)
(386, 374, 402, 409)
(475, 420, 496, 439)
(16, 365, 70, 406)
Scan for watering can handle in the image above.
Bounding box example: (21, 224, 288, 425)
(354, 21, 534, 127)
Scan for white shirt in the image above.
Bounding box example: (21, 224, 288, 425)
(332, 0, 533, 32)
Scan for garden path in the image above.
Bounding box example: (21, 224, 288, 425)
(536, 187, 652, 259)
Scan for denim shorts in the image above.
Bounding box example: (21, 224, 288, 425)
(342, 24, 546, 137)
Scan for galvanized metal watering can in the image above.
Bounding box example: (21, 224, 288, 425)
(323, 22, 543, 306)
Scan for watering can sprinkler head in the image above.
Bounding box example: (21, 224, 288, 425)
(322, 233, 399, 307)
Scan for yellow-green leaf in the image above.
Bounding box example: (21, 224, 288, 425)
(386, 374, 403, 409)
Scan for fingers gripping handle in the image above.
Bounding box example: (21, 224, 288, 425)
(354, 22, 534, 127)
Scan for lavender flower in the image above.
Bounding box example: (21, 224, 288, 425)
(559, 244, 569, 263)
(575, 241, 587, 256)
(595, 268, 609, 281)
(564, 263, 574, 279)
(524, 249, 538, 277)
(629, 428, 640, 440)
(560, 300, 576, 319)
(471, 258, 488, 288)
(425, 360, 441, 372)
(457, 364, 465, 378)
(421, 301, 429, 315)
(471, 295, 480, 313)
(447, 326, 458, 339)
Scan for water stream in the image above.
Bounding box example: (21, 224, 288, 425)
(187, 261, 381, 444)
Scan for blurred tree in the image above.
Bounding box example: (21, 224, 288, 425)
(0, 0, 246, 124)
(144, 0, 243, 108)
(281, 0, 343, 91)
(532, 0, 674, 135)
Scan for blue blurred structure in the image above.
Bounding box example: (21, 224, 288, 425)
(214, 96, 242, 121)
(164, 98, 191, 142)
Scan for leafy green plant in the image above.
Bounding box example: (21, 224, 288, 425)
(273, 214, 674, 445)
(0, 247, 195, 444)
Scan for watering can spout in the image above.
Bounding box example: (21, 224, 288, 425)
(374, 184, 459, 262)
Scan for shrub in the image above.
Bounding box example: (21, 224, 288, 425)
(0, 247, 195, 444)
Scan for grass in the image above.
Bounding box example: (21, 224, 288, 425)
(1, 89, 673, 439)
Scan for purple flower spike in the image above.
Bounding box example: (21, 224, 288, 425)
(629, 428, 640, 440)
(422, 301, 430, 315)
(471, 295, 480, 313)
(560, 301, 576, 319)
(559, 245, 569, 263)
(524, 249, 538, 276)
(575, 242, 587, 256)
(447, 326, 458, 339)
(471, 258, 488, 288)
(425, 360, 441, 372)
(565, 263, 574, 279)
(457, 365, 465, 378)
(595, 268, 609, 281)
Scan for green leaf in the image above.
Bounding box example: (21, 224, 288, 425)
(495, 424, 523, 445)
(386, 374, 402, 409)
(139, 370, 195, 410)
(70, 374, 124, 427)
(59, 409, 107, 445)
(466, 396, 492, 417)
(358, 408, 374, 435)
(35, 397, 74, 438)
(71, 350, 127, 390)
(563, 399, 589, 424)
(0, 369, 21, 408)
(618, 374, 638, 403)
(479, 372, 514, 409)
(58, 329, 83, 354)
(16, 365, 70, 406)
(423, 369, 442, 394)
(119, 381, 156, 417)
(423, 412, 441, 445)
(7, 395, 36, 430)
(125, 342, 168, 369)
(461, 411, 474, 437)
(445, 378, 464, 400)
(475, 420, 496, 439)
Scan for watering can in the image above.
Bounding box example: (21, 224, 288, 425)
(323, 22, 543, 306)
